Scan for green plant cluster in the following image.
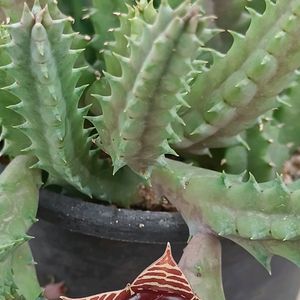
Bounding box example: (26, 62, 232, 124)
(1, 0, 300, 299)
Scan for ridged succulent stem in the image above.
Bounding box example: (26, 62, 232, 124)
(152, 158, 300, 241)
(152, 158, 300, 277)
(1, 3, 116, 200)
(275, 73, 300, 152)
(179, 233, 225, 300)
(178, 0, 300, 152)
(0, 155, 41, 300)
(93, 1, 204, 175)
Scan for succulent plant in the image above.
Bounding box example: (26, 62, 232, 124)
(62, 244, 199, 300)
(0, 155, 41, 299)
(2, 0, 300, 299)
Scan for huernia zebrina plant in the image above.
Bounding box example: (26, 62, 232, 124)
(1, 0, 300, 299)
(62, 244, 201, 300)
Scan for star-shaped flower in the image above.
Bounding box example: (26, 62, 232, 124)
(61, 243, 200, 300)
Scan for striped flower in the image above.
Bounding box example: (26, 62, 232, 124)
(61, 243, 200, 300)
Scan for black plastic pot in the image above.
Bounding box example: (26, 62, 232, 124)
(29, 189, 300, 300)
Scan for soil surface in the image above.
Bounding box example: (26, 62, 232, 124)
(283, 148, 300, 184)
(134, 184, 177, 212)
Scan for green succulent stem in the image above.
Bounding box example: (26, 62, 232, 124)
(0, 155, 41, 300)
(275, 73, 300, 152)
(225, 114, 289, 182)
(0, 26, 30, 157)
(91, 0, 135, 54)
(93, 0, 204, 175)
(152, 158, 300, 241)
(0, 2, 144, 206)
(2, 1, 300, 299)
(151, 157, 300, 296)
(179, 233, 225, 300)
(1, 3, 100, 196)
(178, 0, 300, 153)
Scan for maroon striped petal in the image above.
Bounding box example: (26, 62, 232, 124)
(60, 288, 131, 300)
(131, 243, 199, 300)
(60, 244, 200, 300)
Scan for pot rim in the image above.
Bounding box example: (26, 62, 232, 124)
(38, 189, 189, 244)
